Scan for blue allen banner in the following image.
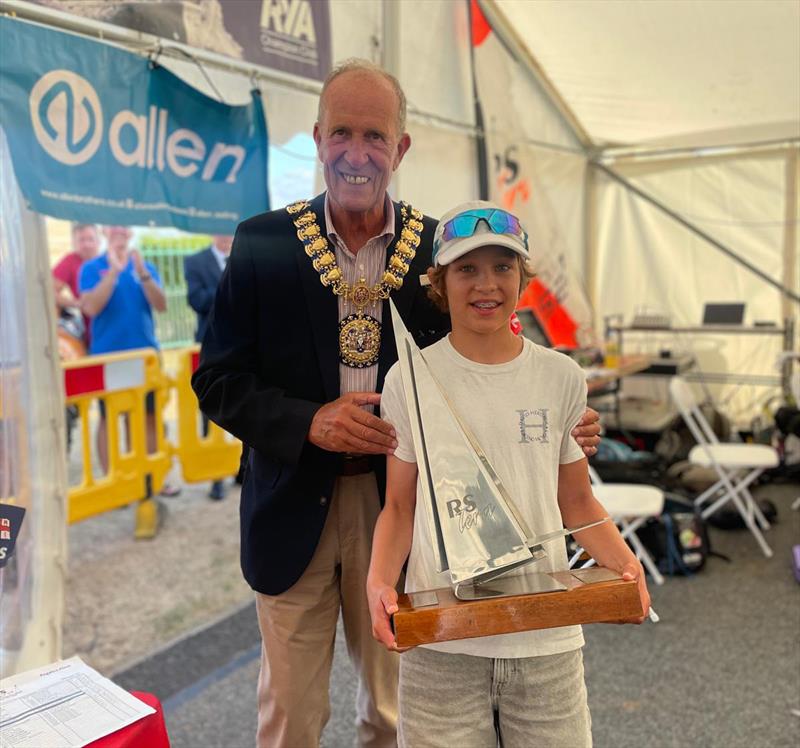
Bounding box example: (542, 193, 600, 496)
(0, 17, 269, 234)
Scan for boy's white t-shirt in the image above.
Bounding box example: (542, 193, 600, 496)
(381, 334, 588, 659)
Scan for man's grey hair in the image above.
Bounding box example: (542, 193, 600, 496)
(317, 58, 407, 135)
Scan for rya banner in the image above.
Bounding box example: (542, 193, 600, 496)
(0, 17, 269, 234)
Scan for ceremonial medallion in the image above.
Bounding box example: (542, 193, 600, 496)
(339, 313, 381, 368)
(288, 200, 424, 367)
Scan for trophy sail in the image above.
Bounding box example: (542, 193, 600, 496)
(389, 301, 535, 585)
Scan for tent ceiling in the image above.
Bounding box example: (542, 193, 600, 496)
(494, 0, 800, 150)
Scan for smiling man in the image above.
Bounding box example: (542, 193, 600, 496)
(193, 59, 601, 748)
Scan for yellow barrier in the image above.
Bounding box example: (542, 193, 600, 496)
(171, 345, 241, 482)
(60, 345, 241, 537)
(63, 348, 171, 530)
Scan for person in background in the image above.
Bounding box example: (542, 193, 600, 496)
(52, 222, 100, 348)
(184, 234, 237, 500)
(79, 225, 179, 496)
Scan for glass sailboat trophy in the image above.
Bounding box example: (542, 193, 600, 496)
(389, 300, 607, 601)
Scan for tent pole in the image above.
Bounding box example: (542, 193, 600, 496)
(584, 162, 599, 324)
(602, 138, 800, 165)
(468, 0, 490, 200)
(381, 0, 402, 198)
(594, 162, 800, 305)
(783, 149, 799, 322)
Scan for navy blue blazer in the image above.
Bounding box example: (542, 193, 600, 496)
(192, 194, 449, 595)
(184, 247, 223, 343)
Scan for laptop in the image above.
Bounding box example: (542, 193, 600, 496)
(702, 302, 745, 325)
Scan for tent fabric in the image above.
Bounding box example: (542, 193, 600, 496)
(482, 0, 799, 421)
(494, 0, 800, 148)
(594, 151, 795, 420)
(471, 1, 595, 343)
(0, 127, 67, 677)
(399, 0, 476, 128)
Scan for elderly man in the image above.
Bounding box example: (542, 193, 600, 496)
(193, 59, 600, 748)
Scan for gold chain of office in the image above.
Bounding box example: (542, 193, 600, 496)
(287, 199, 424, 368)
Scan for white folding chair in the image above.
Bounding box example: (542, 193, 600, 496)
(569, 466, 666, 586)
(669, 377, 778, 558)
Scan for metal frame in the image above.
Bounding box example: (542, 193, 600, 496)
(569, 467, 665, 586)
(669, 377, 775, 558)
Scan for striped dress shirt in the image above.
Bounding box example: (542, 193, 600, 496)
(323, 195, 396, 399)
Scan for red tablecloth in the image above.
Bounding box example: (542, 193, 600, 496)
(89, 691, 170, 748)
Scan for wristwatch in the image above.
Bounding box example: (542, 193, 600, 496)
(138, 273, 152, 282)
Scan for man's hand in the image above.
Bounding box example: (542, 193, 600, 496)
(308, 392, 398, 454)
(130, 249, 146, 276)
(572, 406, 601, 456)
(107, 249, 125, 274)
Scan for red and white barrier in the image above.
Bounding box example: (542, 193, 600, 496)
(64, 358, 146, 398)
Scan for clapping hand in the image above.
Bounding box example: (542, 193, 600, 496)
(130, 249, 146, 276)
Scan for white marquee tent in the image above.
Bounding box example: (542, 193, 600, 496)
(0, 0, 798, 673)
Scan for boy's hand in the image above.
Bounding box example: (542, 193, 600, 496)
(619, 559, 650, 624)
(367, 580, 404, 651)
(572, 407, 601, 457)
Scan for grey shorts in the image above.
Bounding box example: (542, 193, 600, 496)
(398, 646, 591, 748)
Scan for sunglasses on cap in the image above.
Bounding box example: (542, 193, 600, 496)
(434, 208, 528, 256)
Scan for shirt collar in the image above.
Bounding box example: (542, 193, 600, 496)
(210, 244, 228, 270)
(323, 194, 395, 251)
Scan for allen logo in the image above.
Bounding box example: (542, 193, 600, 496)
(260, 0, 317, 43)
(30, 70, 103, 165)
(29, 70, 246, 183)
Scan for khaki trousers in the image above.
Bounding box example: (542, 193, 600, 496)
(256, 473, 399, 748)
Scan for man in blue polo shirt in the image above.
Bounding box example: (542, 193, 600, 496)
(79, 225, 169, 478)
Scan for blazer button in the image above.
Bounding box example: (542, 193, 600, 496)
(319, 496, 328, 506)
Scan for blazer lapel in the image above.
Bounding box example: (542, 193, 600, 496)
(296, 193, 340, 402)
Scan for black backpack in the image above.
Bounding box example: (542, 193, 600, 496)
(636, 494, 718, 575)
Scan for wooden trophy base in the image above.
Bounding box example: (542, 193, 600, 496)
(392, 567, 641, 648)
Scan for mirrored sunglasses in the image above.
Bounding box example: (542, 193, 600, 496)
(435, 208, 528, 256)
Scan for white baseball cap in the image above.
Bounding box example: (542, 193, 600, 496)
(432, 200, 530, 267)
